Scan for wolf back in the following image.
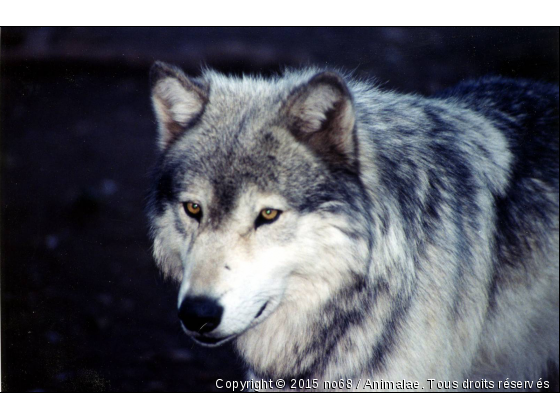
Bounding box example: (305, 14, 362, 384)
(147, 62, 559, 390)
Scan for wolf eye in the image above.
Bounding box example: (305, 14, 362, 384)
(255, 208, 281, 228)
(183, 202, 202, 221)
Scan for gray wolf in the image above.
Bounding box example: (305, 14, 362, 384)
(147, 62, 559, 391)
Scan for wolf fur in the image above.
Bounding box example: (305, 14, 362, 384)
(148, 62, 559, 390)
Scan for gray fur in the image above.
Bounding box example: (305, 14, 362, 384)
(148, 62, 559, 390)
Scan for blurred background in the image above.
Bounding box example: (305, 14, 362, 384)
(1, 27, 558, 392)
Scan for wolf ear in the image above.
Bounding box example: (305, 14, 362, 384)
(283, 72, 356, 168)
(150, 61, 208, 150)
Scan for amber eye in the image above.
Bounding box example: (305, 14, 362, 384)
(183, 202, 202, 220)
(255, 208, 281, 228)
(261, 209, 278, 220)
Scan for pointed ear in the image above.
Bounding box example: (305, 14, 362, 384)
(150, 61, 208, 150)
(283, 72, 356, 167)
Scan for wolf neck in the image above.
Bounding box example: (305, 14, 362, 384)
(234, 271, 392, 381)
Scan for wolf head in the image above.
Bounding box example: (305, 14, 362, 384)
(148, 62, 372, 347)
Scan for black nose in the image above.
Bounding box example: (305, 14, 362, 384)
(178, 297, 223, 333)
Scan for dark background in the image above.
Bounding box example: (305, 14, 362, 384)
(1, 27, 558, 392)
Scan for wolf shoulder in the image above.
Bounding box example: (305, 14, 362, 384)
(351, 75, 559, 203)
(433, 76, 559, 185)
(351, 75, 558, 285)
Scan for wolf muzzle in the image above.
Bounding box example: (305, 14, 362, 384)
(178, 297, 223, 334)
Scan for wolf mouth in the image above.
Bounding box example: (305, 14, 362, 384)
(192, 334, 234, 346)
(188, 301, 271, 347)
(255, 301, 269, 319)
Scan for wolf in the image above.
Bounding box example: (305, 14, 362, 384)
(147, 61, 559, 391)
